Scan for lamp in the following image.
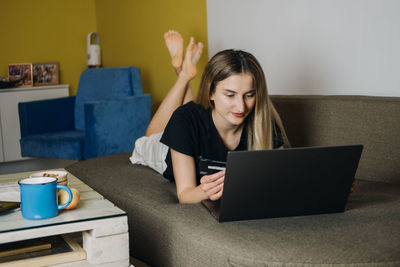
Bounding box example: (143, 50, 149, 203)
(87, 32, 101, 68)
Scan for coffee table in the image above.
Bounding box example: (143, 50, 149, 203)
(0, 169, 130, 267)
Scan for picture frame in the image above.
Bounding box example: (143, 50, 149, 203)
(33, 62, 60, 86)
(8, 63, 33, 87)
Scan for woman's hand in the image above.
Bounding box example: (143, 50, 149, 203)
(350, 177, 356, 193)
(200, 170, 225, 201)
(171, 149, 224, 203)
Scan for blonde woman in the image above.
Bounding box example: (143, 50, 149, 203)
(131, 30, 289, 204)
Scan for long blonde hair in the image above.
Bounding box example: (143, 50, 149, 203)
(196, 49, 289, 150)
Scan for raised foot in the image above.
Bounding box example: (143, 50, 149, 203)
(164, 30, 184, 72)
(181, 37, 204, 80)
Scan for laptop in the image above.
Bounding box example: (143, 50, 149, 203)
(201, 144, 363, 222)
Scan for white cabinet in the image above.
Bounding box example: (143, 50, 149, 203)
(0, 85, 69, 162)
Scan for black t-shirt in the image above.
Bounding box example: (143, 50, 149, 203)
(160, 101, 283, 184)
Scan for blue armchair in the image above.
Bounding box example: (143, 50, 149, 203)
(18, 66, 151, 160)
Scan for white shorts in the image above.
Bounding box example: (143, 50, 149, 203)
(129, 132, 169, 174)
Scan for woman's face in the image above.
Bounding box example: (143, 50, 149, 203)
(210, 73, 256, 128)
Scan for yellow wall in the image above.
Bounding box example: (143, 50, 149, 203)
(0, 0, 97, 95)
(0, 0, 208, 111)
(94, 0, 208, 112)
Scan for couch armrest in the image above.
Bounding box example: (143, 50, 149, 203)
(83, 94, 151, 159)
(18, 96, 76, 137)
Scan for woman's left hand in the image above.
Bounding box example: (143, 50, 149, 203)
(199, 170, 225, 201)
(350, 177, 356, 193)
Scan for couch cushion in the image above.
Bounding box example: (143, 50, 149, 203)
(21, 131, 84, 160)
(271, 95, 400, 184)
(66, 153, 400, 267)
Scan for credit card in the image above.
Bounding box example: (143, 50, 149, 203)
(198, 157, 226, 176)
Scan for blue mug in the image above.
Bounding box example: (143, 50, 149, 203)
(18, 177, 73, 220)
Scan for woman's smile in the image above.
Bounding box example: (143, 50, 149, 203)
(231, 112, 245, 118)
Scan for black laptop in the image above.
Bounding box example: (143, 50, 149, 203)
(201, 144, 363, 222)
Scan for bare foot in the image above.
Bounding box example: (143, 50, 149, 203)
(181, 37, 204, 80)
(193, 41, 204, 67)
(164, 30, 184, 72)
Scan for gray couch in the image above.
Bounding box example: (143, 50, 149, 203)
(66, 95, 400, 266)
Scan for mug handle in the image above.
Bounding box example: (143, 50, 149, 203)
(57, 184, 73, 210)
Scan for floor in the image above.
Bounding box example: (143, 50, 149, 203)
(0, 158, 151, 267)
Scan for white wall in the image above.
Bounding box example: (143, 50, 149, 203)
(207, 0, 400, 96)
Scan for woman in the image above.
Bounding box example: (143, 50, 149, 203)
(131, 30, 289, 203)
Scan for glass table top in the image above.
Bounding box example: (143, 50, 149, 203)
(0, 169, 126, 235)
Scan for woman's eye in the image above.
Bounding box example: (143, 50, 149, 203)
(225, 93, 234, 97)
(245, 93, 255, 98)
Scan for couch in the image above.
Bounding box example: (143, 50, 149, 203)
(65, 95, 400, 266)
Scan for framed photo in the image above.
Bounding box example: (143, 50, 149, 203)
(8, 63, 33, 87)
(33, 62, 60, 86)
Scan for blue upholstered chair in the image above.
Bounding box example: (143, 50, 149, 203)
(18, 66, 151, 160)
